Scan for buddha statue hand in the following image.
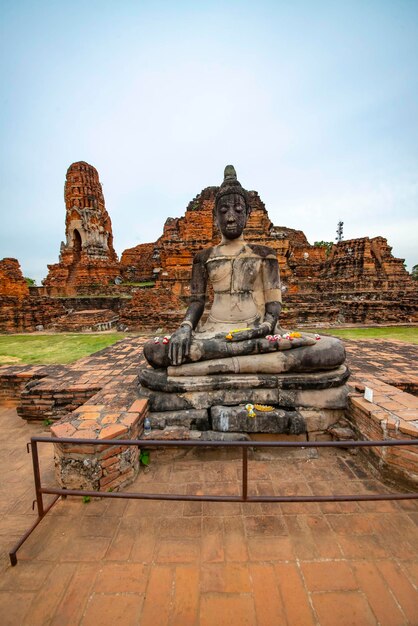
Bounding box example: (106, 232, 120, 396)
(168, 323, 193, 366)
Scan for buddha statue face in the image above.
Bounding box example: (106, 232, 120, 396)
(215, 193, 248, 240)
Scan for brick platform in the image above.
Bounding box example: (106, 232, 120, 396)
(0, 405, 417, 625)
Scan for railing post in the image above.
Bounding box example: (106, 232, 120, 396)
(242, 446, 248, 501)
(31, 440, 44, 517)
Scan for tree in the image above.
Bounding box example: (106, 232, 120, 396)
(411, 265, 418, 281)
(335, 221, 344, 243)
(24, 277, 36, 286)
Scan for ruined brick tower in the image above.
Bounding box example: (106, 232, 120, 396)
(44, 162, 120, 294)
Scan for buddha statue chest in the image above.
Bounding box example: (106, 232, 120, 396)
(205, 246, 265, 325)
(206, 248, 263, 294)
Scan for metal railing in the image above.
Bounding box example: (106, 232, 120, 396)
(9, 435, 418, 565)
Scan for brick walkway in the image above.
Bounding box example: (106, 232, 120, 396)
(344, 338, 418, 389)
(0, 337, 417, 625)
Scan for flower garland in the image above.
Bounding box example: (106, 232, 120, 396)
(225, 328, 251, 340)
(153, 335, 171, 345)
(245, 403, 275, 417)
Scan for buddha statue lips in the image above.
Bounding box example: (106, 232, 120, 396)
(143, 165, 346, 375)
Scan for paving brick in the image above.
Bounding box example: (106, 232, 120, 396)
(140, 566, 173, 626)
(128, 398, 148, 415)
(0, 591, 34, 626)
(98, 424, 128, 440)
(23, 563, 76, 625)
(250, 563, 287, 625)
(200, 594, 256, 626)
(223, 516, 249, 562)
(247, 536, 294, 561)
(201, 563, 251, 593)
(82, 592, 144, 626)
(172, 566, 199, 626)
(202, 516, 224, 562)
(94, 562, 148, 593)
(351, 561, 407, 626)
(311, 590, 378, 626)
(50, 563, 97, 626)
(274, 563, 316, 625)
(301, 561, 357, 592)
(376, 560, 418, 624)
(156, 538, 200, 563)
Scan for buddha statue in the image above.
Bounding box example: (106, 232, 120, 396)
(143, 165, 345, 376)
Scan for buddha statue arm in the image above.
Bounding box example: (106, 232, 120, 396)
(168, 250, 208, 365)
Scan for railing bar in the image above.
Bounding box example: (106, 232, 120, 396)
(39, 487, 418, 503)
(242, 447, 248, 501)
(41, 488, 243, 502)
(31, 441, 44, 517)
(34, 436, 418, 448)
(9, 495, 60, 566)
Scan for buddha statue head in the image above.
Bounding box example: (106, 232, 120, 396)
(215, 165, 250, 240)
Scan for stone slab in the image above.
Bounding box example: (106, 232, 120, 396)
(278, 385, 349, 409)
(140, 367, 278, 392)
(139, 385, 279, 412)
(211, 405, 306, 434)
(148, 409, 210, 430)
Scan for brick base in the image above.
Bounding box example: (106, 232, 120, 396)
(52, 399, 148, 492)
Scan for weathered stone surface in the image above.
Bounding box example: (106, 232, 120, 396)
(278, 385, 349, 409)
(148, 408, 210, 430)
(140, 368, 278, 393)
(200, 431, 250, 441)
(298, 408, 345, 432)
(277, 365, 350, 389)
(139, 385, 279, 412)
(140, 364, 349, 393)
(211, 405, 306, 434)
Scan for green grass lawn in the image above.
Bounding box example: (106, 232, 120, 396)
(317, 326, 418, 344)
(0, 333, 127, 365)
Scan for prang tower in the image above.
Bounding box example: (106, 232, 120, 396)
(44, 162, 120, 293)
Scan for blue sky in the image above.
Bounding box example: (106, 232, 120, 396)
(1, 0, 417, 283)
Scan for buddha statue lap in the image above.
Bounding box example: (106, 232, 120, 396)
(140, 166, 349, 438)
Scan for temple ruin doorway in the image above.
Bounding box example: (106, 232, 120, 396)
(72, 229, 82, 262)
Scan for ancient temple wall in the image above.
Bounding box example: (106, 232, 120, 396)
(0, 258, 29, 298)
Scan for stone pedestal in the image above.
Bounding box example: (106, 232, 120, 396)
(138, 366, 349, 441)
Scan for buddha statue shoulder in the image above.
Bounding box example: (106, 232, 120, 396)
(144, 166, 345, 375)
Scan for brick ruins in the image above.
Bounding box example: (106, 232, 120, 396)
(121, 186, 418, 328)
(43, 161, 120, 294)
(0, 163, 417, 332)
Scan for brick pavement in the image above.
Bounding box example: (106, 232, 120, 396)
(343, 338, 418, 390)
(0, 403, 417, 625)
(0, 336, 417, 624)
